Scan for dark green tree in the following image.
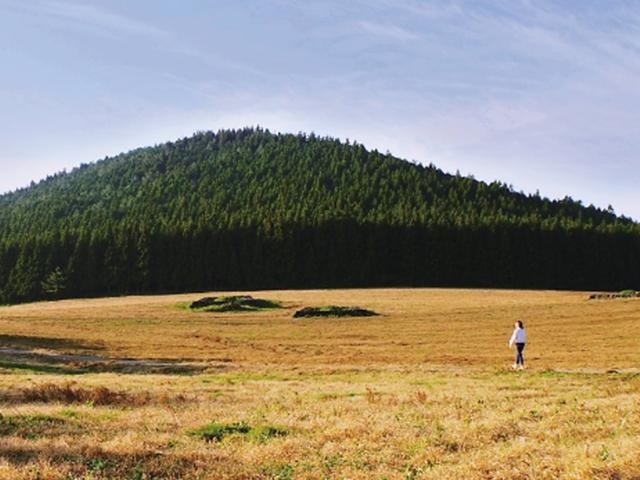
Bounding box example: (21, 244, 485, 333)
(41, 266, 67, 298)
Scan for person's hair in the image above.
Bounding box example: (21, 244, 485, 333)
(516, 320, 524, 329)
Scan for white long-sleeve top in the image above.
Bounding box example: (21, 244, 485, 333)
(509, 327, 526, 346)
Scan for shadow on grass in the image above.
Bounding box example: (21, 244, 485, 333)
(0, 352, 212, 376)
(0, 357, 86, 375)
(0, 413, 83, 439)
(0, 335, 105, 352)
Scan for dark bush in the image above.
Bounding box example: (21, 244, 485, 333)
(293, 306, 379, 318)
(189, 296, 281, 312)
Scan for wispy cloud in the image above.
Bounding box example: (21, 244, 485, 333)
(45, 1, 168, 38)
(372, 0, 463, 19)
(7, 0, 168, 39)
(356, 20, 421, 42)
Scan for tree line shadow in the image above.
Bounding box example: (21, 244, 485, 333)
(0, 334, 105, 352)
(0, 334, 214, 375)
(0, 442, 206, 477)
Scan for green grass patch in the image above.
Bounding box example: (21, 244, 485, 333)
(189, 422, 288, 443)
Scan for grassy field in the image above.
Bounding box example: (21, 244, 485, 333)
(0, 288, 639, 479)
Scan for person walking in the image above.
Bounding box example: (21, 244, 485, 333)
(509, 320, 526, 370)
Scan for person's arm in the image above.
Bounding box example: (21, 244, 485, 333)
(508, 329, 516, 348)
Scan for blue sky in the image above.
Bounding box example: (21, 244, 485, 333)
(1, 0, 639, 219)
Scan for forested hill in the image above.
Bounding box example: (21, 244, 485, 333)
(0, 128, 635, 236)
(1, 127, 638, 303)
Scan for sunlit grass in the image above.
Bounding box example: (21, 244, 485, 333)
(0, 288, 639, 478)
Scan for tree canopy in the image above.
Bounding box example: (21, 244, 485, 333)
(0, 127, 638, 303)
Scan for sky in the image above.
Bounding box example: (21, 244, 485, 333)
(1, 0, 639, 219)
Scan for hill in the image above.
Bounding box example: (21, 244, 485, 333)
(0, 127, 638, 303)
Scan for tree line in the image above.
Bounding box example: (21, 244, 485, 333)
(0, 128, 638, 303)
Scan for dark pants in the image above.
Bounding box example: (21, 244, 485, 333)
(515, 343, 525, 365)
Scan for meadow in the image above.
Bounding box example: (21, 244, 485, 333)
(0, 288, 639, 479)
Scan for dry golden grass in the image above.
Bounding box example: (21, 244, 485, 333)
(0, 288, 639, 479)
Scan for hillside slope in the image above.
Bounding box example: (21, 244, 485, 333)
(1, 128, 638, 302)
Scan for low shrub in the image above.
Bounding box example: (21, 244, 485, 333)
(189, 296, 281, 312)
(588, 290, 639, 300)
(293, 306, 379, 318)
(619, 289, 639, 298)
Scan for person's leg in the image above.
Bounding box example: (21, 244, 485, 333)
(516, 343, 525, 366)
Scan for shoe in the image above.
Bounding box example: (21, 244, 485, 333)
(518, 365, 525, 370)
(511, 364, 518, 370)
